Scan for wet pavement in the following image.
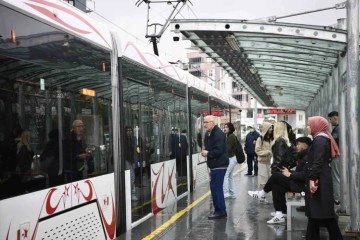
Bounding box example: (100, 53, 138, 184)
(117, 164, 358, 240)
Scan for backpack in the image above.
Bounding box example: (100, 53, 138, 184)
(235, 137, 246, 164)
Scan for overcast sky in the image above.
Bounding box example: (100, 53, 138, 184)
(92, 0, 346, 62)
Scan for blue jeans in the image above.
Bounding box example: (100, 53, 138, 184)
(210, 168, 227, 215)
(223, 156, 237, 197)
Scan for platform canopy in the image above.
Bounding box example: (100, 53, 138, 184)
(170, 19, 347, 110)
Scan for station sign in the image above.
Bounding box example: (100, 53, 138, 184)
(203, 111, 224, 116)
(264, 108, 296, 114)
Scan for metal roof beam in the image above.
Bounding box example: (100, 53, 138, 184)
(247, 52, 338, 63)
(254, 63, 331, 74)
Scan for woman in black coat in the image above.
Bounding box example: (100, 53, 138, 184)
(305, 116, 343, 240)
(270, 121, 297, 173)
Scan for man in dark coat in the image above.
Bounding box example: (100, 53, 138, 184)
(63, 120, 92, 182)
(201, 115, 229, 219)
(244, 126, 260, 176)
(174, 129, 188, 177)
(124, 126, 138, 201)
(328, 111, 341, 207)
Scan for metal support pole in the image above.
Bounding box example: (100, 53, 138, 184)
(208, 96, 212, 115)
(346, 0, 360, 233)
(321, 87, 325, 116)
(338, 53, 349, 214)
(254, 99, 258, 129)
(320, 88, 323, 116)
(337, 17, 349, 215)
(186, 86, 194, 192)
(238, 109, 242, 141)
(229, 105, 231, 123)
(57, 87, 64, 176)
(333, 65, 339, 110)
(322, 87, 326, 116)
(327, 75, 333, 112)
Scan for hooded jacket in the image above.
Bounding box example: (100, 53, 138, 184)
(255, 122, 273, 164)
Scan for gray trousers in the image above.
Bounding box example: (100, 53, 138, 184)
(331, 158, 340, 203)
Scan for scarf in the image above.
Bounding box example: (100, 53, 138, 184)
(308, 116, 340, 158)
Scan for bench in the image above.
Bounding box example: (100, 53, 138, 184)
(286, 192, 305, 230)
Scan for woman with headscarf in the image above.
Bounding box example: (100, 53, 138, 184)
(223, 122, 237, 199)
(305, 116, 343, 240)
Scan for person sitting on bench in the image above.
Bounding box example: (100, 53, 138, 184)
(247, 136, 312, 224)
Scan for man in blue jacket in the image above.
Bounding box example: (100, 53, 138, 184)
(201, 115, 229, 219)
(244, 126, 260, 176)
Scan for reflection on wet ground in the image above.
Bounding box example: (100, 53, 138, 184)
(118, 164, 357, 240)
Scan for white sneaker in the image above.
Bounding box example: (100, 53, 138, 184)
(271, 212, 287, 217)
(248, 190, 262, 199)
(267, 216, 285, 224)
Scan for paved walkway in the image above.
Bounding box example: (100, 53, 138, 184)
(117, 164, 357, 240)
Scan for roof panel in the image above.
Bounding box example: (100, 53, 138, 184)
(170, 19, 347, 109)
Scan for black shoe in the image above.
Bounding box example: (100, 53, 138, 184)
(208, 213, 227, 220)
(245, 173, 252, 176)
(254, 173, 258, 176)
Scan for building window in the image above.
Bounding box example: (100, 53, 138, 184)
(209, 70, 213, 77)
(258, 109, 262, 114)
(234, 95, 241, 101)
(284, 115, 289, 121)
(247, 110, 254, 118)
(220, 82, 225, 90)
(189, 57, 202, 63)
(299, 114, 303, 121)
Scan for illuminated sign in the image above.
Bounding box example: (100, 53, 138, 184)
(265, 108, 296, 114)
(40, 78, 45, 90)
(203, 111, 224, 116)
(80, 88, 96, 97)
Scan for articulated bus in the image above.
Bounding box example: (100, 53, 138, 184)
(0, 0, 241, 239)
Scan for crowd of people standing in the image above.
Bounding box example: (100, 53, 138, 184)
(202, 113, 344, 239)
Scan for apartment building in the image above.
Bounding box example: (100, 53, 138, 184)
(186, 46, 306, 133)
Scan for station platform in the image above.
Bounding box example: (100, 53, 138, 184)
(117, 164, 357, 240)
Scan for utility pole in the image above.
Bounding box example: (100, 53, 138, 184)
(135, 0, 191, 56)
